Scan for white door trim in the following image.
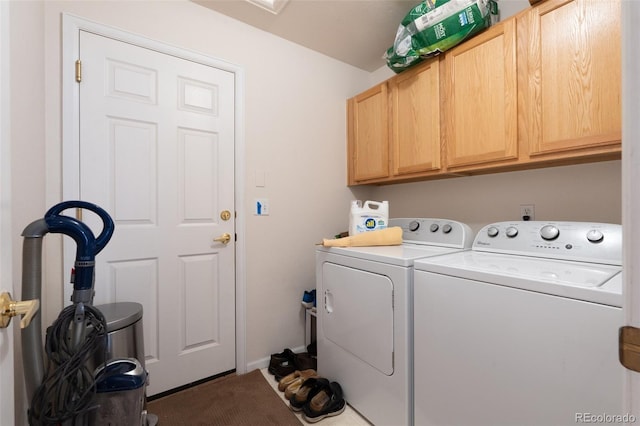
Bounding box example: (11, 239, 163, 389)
(61, 13, 247, 375)
(622, 0, 640, 416)
(0, 0, 15, 422)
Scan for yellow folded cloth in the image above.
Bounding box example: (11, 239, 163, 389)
(321, 226, 403, 247)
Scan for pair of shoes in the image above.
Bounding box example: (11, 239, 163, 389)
(278, 369, 318, 399)
(293, 352, 316, 371)
(306, 341, 317, 357)
(302, 380, 346, 423)
(278, 368, 317, 392)
(301, 289, 316, 309)
(289, 377, 327, 412)
(268, 348, 296, 380)
(268, 349, 317, 381)
(288, 378, 346, 423)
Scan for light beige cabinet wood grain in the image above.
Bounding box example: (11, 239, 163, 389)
(518, 0, 621, 160)
(347, 84, 389, 183)
(347, 58, 443, 185)
(444, 18, 518, 170)
(390, 58, 442, 178)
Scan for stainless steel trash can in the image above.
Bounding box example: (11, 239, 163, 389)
(93, 302, 145, 370)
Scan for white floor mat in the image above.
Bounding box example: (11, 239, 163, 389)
(260, 368, 371, 425)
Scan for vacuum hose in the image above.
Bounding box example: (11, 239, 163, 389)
(20, 201, 114, 424)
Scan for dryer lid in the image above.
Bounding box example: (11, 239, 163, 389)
(316, 244, 464, 267)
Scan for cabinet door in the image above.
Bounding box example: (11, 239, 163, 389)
(390, 58, 442, 177)
(347, 84, 389, 184)
(521, 0, 621, 156)
(444, 19, 518, 169)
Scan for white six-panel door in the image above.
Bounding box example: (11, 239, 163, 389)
(68, 30, 236, 395)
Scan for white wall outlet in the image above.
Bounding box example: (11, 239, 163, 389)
(520, 204, 535, 221)
(254, 198, 269, 216)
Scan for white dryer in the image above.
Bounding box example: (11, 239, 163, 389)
(316, 218, 473, 426)
(413, 221, 625, 426)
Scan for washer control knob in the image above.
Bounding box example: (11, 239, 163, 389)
(540, 225, 560, 241)
(487, 226, 499, 238)
(505, 227, 518, 238)
(586, 229, 604, 243)
(430, 224, 439, 232)
(442, 224, 452, 234)
(409, 220, 420, 232)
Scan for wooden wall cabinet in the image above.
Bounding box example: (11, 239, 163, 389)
(444, 18, 518, 171)
(389, 58, 442, 179)
(347, 84, 389, 183)
(518, 0, 621, 161)
(348, 58, 443, 185)
(347, 0, 621, 185)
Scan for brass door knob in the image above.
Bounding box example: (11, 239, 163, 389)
(213, 233, 232, 245)
(0, 292, 40, 329)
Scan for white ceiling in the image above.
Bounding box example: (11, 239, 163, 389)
(192, 0, 418, 72)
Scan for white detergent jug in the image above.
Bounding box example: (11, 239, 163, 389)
(349, 200, 389, 236)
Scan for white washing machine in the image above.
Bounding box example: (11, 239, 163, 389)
(413, 221, 625, 426)
(316, 218, 473, 426)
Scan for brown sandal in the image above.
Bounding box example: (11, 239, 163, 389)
(278, 370, 300, 392)
(284, 369, 317, 399)
(289, 377, 328, 412)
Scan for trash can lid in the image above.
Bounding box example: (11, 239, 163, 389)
(94, 302, 143, 332)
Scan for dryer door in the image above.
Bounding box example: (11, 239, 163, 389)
(322, 262, 394, 375)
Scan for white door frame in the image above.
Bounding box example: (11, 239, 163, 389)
(61, 13, 247, 375)
(0, 0, 15, 422)
(622, 0, 640, 417)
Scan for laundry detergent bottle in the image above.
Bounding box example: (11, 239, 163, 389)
(349, 200, 389, 236)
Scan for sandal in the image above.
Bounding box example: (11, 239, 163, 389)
(302, 381, 346, 423)
(283, 370, 317, 399)
(278, 368, 316, 392)
(289, 377, 328, 412)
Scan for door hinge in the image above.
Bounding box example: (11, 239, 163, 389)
(75, 60, 82, 83)
(619, 326, 640, 372)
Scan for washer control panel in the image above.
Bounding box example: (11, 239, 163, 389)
(474, 221, 622, 265)
(389, 218, 473, 249)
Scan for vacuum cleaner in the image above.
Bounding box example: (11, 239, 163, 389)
(19, 200, 155, 425)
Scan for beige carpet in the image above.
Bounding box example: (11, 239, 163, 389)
(147, 369, 302, 425)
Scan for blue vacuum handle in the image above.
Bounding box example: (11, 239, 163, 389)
(45, 200, 114, 255)
(44, 201, 115, 294)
